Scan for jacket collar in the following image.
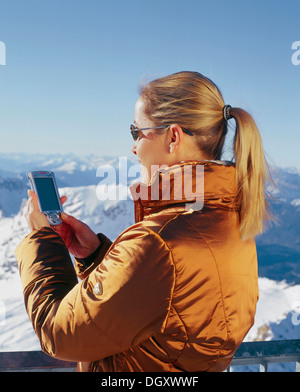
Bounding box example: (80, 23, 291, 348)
(129, 160, 239, 223)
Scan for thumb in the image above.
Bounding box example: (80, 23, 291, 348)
(60, 212, 83, 230)
(28, 189, 40, 210)
(60, 211, 71, 221)
(28, 189, 36, 198)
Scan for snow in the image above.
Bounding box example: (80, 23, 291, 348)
(245, 278, 300, 342)
(55, 161, 77, 173)
(0, 275, 40, 351)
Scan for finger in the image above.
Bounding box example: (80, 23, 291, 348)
(27, 189, 35, 198)
(60, 195, 67, 205)
(54, 221, 73, 248)
(60, 212, 83, 230)
(27, 189, 40, 211)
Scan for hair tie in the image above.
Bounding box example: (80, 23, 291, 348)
(223, 105, 232, 121)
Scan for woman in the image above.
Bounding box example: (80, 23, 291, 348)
(16, 71, 271, 372)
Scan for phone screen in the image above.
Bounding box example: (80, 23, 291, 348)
(34, 178, 60, 211)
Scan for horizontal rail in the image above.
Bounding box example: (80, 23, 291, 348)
(228, 339, 300, 372)
(0, 350, 76, 372)
(0, 339, 299, 372)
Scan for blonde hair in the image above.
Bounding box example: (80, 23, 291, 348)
(139, 71, 272, 241)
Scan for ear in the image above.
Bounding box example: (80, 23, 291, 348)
(168, 124, 182, 154)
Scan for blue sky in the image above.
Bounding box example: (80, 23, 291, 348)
(0, 0, 299, 169)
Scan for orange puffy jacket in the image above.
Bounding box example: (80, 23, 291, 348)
(15, 160, 259, 372)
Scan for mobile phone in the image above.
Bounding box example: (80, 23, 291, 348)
(26, 171, 63, 225)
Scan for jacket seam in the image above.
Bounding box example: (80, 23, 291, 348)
(170, 304, 189, 363)
(138, 222, 189, 361)
(157, 215, 190, 362)
(158, 242, 189, 364)
(138, 226, 177, 335)
(180, 214, 230, 344)
(157, 211, 184, 234)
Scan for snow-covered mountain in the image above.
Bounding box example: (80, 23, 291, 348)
(0, 153, 299, 371)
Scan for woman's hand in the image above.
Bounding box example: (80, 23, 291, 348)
(54, 210, 101, 259)
(25, 190, 100, 259)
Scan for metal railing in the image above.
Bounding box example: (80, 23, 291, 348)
(0, 339, 299, 372)
(0, 350, 76, 372)
(228, 339, 300, 372)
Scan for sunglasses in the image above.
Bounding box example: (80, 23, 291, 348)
(130, 124, 193, 141)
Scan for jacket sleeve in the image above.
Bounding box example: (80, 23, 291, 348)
(74, 233, 113, 280)
(15, 225, 175, 362)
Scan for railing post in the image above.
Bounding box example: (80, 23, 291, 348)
(259, 361, 268, 372)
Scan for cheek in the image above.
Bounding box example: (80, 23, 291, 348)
(136, 134, 167, 166)
(136, 138, 151, 159)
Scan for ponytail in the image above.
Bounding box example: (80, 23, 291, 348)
(230, 107, 272, 241)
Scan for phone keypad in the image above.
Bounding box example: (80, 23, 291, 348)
(44, 212, 62, 225)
